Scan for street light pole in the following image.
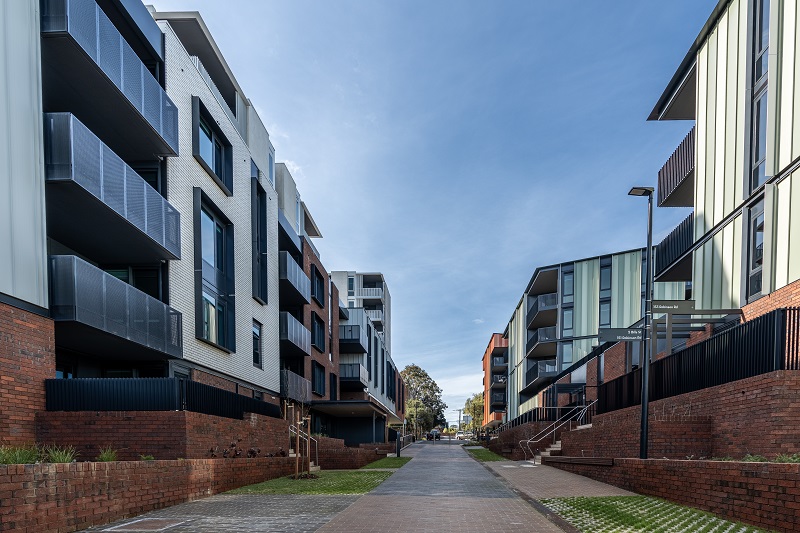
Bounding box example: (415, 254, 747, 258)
(629, 186, 654, 460)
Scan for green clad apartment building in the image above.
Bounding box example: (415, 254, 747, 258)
(505, 249, 685, 421)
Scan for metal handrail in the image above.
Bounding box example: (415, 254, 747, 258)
(289, 424, 319, 468)
(518, 400, 598, 460)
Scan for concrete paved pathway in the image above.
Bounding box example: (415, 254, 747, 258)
(81, 442, 635, 532)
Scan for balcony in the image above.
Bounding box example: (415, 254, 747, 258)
(655, 213, 694, 282)
(40, 0, 179, 161)
(521, 359, 558, 393)
(339, 363, 369, 391)
(279, 312, 311, 358)
(358, 287, 384, 299)
(44, 113, 180, 263)
(658, 127, 695, 207)
(526, 326, 558, 358)
(366, 309, 384, 323)
(526, 292, 558, 330)
(528, 267, 558, 296)
(490, 374, 507, 389)
(491, 356, 507, 371)
(279, 251, 310, 307)
(339, 325, 369, 354)
(49, 255, 182, 360)
(490, 392, 506, 406)
(484, 411, 504, 428)
(280, 369, 311, 404)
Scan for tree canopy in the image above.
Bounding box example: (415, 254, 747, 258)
(463, 392, 484, 431)
(401, 364, 447, 436)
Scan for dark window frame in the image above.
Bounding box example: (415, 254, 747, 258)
(252, 320, 262, 369)
(311, 264, 326, 307)
(311, 311, 326, 353)
(193, 188, 235, 352)
(192, 96, 233, 196)
(251, 163, 268, 304)
(747, 201, 765, 300)
(312, 361, 326, 396)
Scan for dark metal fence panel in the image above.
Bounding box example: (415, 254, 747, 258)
(46, 378, 180, 411)
(46, 378, 281, 419)
(597, 308, 798, 415)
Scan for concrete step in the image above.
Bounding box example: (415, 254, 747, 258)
(310, 465, 321, 473)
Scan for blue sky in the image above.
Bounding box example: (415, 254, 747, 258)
(151, 0, 717, 421)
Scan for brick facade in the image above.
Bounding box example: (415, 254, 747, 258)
(544, 458, 800, 533)
(0, 457, 296, 533)
(0, 302, 55, 444)
(487, 421, 562, 460)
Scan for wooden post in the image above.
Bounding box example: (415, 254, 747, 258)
(295, 409, 300, 479)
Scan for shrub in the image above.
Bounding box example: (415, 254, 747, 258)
(140, 454, 155, 461)
(773, 453, 800, 463)
(742, 453, 768, 462)
(96, 446, 118, 462)
(42, 445, 77, 463)
(0, 445, 40, 464)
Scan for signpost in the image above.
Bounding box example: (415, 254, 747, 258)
(652, 300, 695, 314)
(598, 328, 644, 343)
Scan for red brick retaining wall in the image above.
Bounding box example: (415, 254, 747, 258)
(0, 457, 295, 533)
(488, 422, 558, 460)
(561, 370, 800, 459)
(544, 458, 800, 533)
(36, 411, 291, 461)
(0, 302, 54, 444)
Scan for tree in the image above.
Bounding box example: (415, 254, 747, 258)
(463, 392, 484, 432)
(401, 364, 447, 437)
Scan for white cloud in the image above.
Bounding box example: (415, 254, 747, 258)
(472, 318, 485, 325)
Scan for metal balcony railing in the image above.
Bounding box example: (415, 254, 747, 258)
(41, 0, 179, 154)
(526, 292, 558, 329)
(657, 126, 695, 207)
(526, 326, 558, 355)
(279, 312, 311, 356)
(525, 359, 558, 387)
(492, 356, 507, 368)
(491, 393, 506, 405)
(366, 309, 384, 323)
(340, 363, 369, 385)
(280, 369, 312, 404)
(49, 255, 182, 358)
(655, 213, 694, 277)
(358, 287, 384, 299)
(44, 113, 181, 259)
(278, 251, 310, 304)
(339, 325, 369, 353)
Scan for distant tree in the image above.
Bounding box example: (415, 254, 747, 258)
(401, 364, 447, 437)
(463, 392, 484, 431)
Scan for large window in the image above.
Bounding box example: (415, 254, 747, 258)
(252, 162, 268, 304)
(562, 270, 574, 304)
(253, 321, 262, 368)
(599, 258, 612, 328)
(562, 308, 574, 338)
(748, 202, 765, 299)
(347, 276, 354, 296)
(560, 341, 573, 371)
(312, 361, 325, 396)
(750, 0, 770, 191)
(311, 265, 326, 307)
(192, 97, 233, 195)
(194, 189, 235, 351)
(311, 312, 326, 352)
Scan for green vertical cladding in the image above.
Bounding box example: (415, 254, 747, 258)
(573, 338, 595, 362)
(506, 300, 525, 421)
(774, 170, 800, 289)
(770, 0, 800, 175)
(652, 281, 686, 301)
(692, 214, 743, 309)
(610, 250, 642, 328)
(695, 0, 747, 239)
(574, 259, 599, 337)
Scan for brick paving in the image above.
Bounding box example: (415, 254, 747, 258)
(81, 441, 634, 532)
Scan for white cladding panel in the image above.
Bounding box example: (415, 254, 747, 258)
(0, 0, 48, 308)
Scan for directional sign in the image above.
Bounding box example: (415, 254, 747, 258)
(598, 328, 644, 343)
(652, 300, 696, 314)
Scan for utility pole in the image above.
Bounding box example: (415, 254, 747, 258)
(457, 408, 463, 433)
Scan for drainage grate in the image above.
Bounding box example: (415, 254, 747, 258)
(104, 518, 188, 531)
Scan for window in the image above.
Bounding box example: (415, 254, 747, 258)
(562, 270, 574, 304)
(598, 353, 605, 383)
(748, 202, 765, 298)
(268, 152, 275, 187)
(252, 321, 262, 368)
(253, 390, 263, 401)
(311, 265, 325, 307)
(312, 361, 325, 396)
(194, 189, 235, 351)
(599, 258, 611, 328)
(329, 373, 337, 401)
(750, 0, 770, 192)
(311, 312, 326, 352)
(599, 262, 611, 300)
(252, 162, 268, 304)
(192, 97, 233, 195)
(599, 301, 611, 329)
(561, 342, 573, 371)
(562, 308, 573, 338)
(348, 300, 355, 308)
(347, 276, 355, 296)
(367, 324, 373, 380)
(380, 345, 385, 394)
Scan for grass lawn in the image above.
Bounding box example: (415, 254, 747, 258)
(541, 496, 771, 533)
(360, 456, 411, 469)
(228, 470, 393, 495)
(465, 447, 507, 462)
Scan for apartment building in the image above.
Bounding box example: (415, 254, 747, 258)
(328, 304, 405, 444)
(481, 333, 508, 431)
(331, 271, 392, 351)
(652, 0, 800, 311)
(504, 249, 685, 420)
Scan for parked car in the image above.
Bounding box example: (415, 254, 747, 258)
(455, 431, 465, 440)
(464, 431, 474, 440)
(426, 430, 441, 440)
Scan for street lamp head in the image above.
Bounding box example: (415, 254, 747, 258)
(628, 186, 654, 197)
